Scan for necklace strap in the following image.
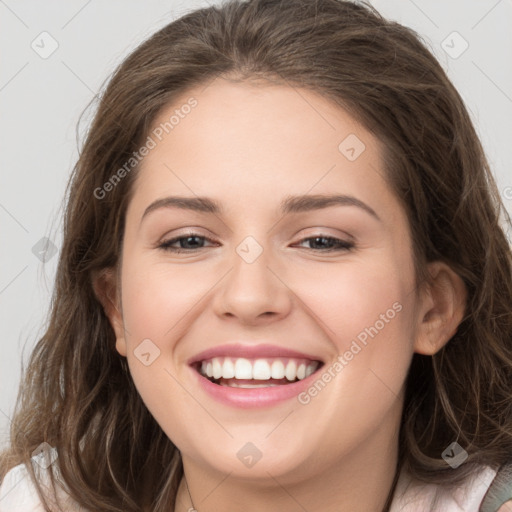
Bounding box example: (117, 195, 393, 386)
(185, 474, 196, 511)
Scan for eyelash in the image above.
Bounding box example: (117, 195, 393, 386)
(157, 233, 355, 254)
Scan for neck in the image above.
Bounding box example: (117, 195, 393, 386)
(173, 404, 402, 512)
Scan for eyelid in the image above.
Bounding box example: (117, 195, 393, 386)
(158, 227, 353, 244)
(294, 226, 355, 242)
(158, 227, 216, 242)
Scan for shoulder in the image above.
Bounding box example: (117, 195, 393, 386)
(390, 463, 510, 512)
(0, 462, 45, 511)
(0, 449, 85, 512)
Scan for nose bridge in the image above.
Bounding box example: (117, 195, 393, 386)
(214, 234, 292, 322)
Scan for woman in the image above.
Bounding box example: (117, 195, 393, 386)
(1, 0, 511, 510)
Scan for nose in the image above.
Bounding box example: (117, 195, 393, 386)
(212, 242, 293, 326)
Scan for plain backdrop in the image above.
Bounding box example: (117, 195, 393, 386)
(1, 0, 511, 449)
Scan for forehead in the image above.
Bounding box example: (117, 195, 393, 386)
(128, 78, 400, 226)
(146, 78, 372, 167)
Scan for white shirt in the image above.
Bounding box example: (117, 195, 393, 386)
(0, 449, 83, 512)
(390, 463, 498, 511)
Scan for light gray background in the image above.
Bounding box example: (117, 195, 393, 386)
(1, 0, 511, 449)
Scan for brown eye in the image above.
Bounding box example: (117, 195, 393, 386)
(295, 236, 354, 252)
(158, 233, 216, 253)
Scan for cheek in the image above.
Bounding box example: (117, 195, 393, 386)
(294, 257, 411, 342)
(291, 255, 416, 393)
(117, 262, 200, 392)
(120, 261, 206, 342)
(118, 263, 204, 444)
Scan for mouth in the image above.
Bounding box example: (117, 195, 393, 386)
(191, 357, 325, 388)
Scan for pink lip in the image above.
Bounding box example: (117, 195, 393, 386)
(186, 343, 325, 409)
(187, 343, 324, 365)
(189, 364, 324, 409)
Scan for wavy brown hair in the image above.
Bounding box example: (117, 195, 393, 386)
(1, 0, 512, 510)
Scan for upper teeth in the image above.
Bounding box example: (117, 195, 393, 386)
(199, 357, 320, 381)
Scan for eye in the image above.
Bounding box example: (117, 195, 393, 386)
(158, 233, 217, 253)
(294, 235, 354, 252)
(157, 233, 354, 254)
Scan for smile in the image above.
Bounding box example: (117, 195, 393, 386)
(189, 353, 325, 408)
(195, 357, 321, 387)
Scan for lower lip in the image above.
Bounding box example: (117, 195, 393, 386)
(190, 365, 323, 408)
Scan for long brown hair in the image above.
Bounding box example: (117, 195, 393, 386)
(2, 0, 511, 510)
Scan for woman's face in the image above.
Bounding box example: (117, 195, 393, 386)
(105, 78, 430, 482)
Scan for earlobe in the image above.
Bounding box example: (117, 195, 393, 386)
(413, 261, 467, 356)
(91, 268, 127, 357)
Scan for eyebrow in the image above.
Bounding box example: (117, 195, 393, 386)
(140, 193, 381, 224)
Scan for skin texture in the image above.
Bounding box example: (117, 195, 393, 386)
(93, 78, 467, 512)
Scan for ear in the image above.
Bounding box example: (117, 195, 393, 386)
(413, 261, 467, 356)
(91, 268, 127, 357)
